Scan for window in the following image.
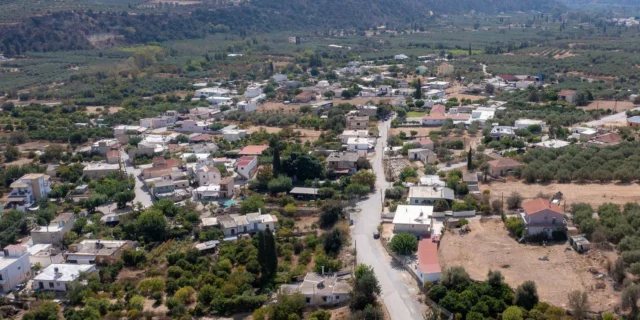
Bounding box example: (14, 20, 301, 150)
(306, 297, 311, 303)
(0, 274, 3, 280)
(322, 296, 328, 302)
(335, 295, 340, 300)
(552, 218, 556, 225)
(49, 282, 54, 288)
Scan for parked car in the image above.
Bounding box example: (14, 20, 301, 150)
(373, 231, 380, 239)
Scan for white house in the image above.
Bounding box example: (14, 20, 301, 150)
(195, 87, 229, 99)
(27, 244, 63, 269)
(394, 54, 409, 60)
(140, 117, 168, 129)
(222, 129, 247, 142)
(341, 130, 369, 144)
(236, 156, 258, 180)
(238, 98, 259, 113)
(7, 174, 51, 212)
(408, 148, 437, 164)
(427, 81, 450, 90)
(175, 120, 217, 133)
(273, 74, 288, 83)
(408, 186, 454, 205)
(196, 164, 221, 187)
(279, 273, 351, 306)
(346, 137, 371, 152)
(393, 205, 433, 236)
(33, 264, 96, 292)
(515, 119, 546, 130)
(0, 245, 31, 293)
(30, 212, 75, 247)
(413, 239, 441, 284)
(90, 139, 118, 155)
(245, 85, 263, 98)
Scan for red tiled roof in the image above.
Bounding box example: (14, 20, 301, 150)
(295, 92, 315, 99)
(4, 244, 26, 251)
(237, 156, 256, 167)
(430, 104, 446, 115)
(416, 137, 433, 146)
(239, 145, 268, 155)
(558, 90, 577, 96)
(190, 134, 213, 142)
(220, 176, 234, 184)
(417, 238, 441, 275)
(498, 74, 518, 81)
(107, 150, 120, 158)
(488, 158, 521, 169)
(595, 133, 622, 144)
(423, 114, 470, 121)
(522, 198, 563, 216)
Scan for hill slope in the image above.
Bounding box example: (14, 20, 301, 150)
(0, 0, 563, 56)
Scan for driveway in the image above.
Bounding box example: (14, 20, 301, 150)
(586, 107, 640, 127)
(352, 118, 426, 320)
(120, 151, 154, 208)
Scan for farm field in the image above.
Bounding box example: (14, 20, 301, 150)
(482, 180, 640, 207)
(406, 111, 426, 117)
(583, 100, 635, 112)
(245, 126, 323, 142)
(439, 219, 619, 312)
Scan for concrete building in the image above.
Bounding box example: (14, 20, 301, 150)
(195, 164, 221, 187)
(357, 105, 378, 117)
(408, 186, 455, 205)
(326, 152, 360, 175)
(279, 273, 351, 306)
(90, 139, 118, 155)
(392, 205, 433, 236)
(408, 148, 437, 164)
(515, 119, 546, 130)
(82, 162, 121, 179)
(520, 198, 566, 238)
(30, 212, 75, 247)
(414, 239, 441, 284)
(7, 174, 51, 212)
(106, 150, 120, 164)
(195, 87, 229, 99)
(346, 137, 372, 152)
(33, 264, 96, 292)
(558, 90, 578, 105)
(236, 156, 258, 180)
(427, 81, 450, 89)
(488, 158, 522, 176)
(0, 245, 31, 293)
(222, 129, 247, 142)
(27, 244, 63, 268)
(346, 115, 370, 130)
(341, 130, 369, 144)
(65, 240, 136, 265)
(489, 126, 517, 141)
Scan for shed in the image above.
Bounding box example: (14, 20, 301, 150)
(289, 187, 319, 199)
(569, 235, 590, 253)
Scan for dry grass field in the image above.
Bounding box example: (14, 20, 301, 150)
(439, 219, 620, 312)
(246, 126, 323, 142)
(483, 180, 640, 207)
(583, 100, 635, 112)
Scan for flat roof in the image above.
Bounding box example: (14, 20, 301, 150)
(34, 264, 95, 282)
(417, 239, 441, 275)
(289, 187, 319, 195)
(393, 205, 433, 226)
(409, 186, 454, 200)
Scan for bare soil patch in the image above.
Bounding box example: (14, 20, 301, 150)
(245, 126, 324, 142)
(4, 157, 34, 166)
(583, 100, 635, 112)
(85, 106, 123, 115)
(483, 180, 640, 207)
(16, 141, 66, 152)
(390, 127, 438, 137)
(439, 219, 619, 312)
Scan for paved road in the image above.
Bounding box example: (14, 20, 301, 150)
(586, 107, 640, 127)
(437, 161, 466, 172)
(121, 151, 154, 208)
(352, 119, 425, 320)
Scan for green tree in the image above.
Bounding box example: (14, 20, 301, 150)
(270, 136, 281, 175)
(414, 78, 423, 99)
(502, 306, 523, 320)
(506, 192, 523, 209)
(114, 190, 135, 209)
(345, 183, 371, 197)
(350, 170, 376, 189)
(136, 209, 167, 242)
(323, 227, 344, 256)
(350, 265, 381, 311)
(514, 281, 539, 310)
(320, 202, 343, 228)
(467, 147, 473, 170)
(4, 145, 20, 162)
(389, 232, 418, 255)
(568, 290, 589, 320)
(241, 195, 266, 213)
(441, 266, 471, 289)
(267, 175, 293, 194)
(622, 284, 640, 318)
(23, 301, 61, 320)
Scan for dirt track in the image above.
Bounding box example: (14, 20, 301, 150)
(439, 219, 619, 312)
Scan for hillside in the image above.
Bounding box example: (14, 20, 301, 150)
(0, 0, 563, 56)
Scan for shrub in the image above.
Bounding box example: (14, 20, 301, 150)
(174, 286, 195, 304)
(389, 232, 418, 255)
(506, 192, 522, 209)
(505, 217, 525, 238)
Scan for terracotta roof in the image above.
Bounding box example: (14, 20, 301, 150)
(142, 167, 173, 176)
(417, 238, 441, 274)
(423, 114, 470, 121)
(220, 176, 234, 184)
(430, 104, 446, 115)
(190, 134, 213, 142)
(522, 198, 563, 216)
(237, 156, 257, 167)
(4, 244, 26, 251)
(558, 90, 577, 96)
(416, 137, 433, 146)
(239, 145, 268, 155)
(488, 158, 521, 169)
(199, 165, 220, 173)
(107, 150, 120, 157)
(498, 74, 518, 81)
(295, 92, 315, 99)
(595, 133, 621, 144)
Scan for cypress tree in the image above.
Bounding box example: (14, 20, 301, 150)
(467, 147, 473, 170)
(270, 137, 281, 175)
(265, 228, 278, 277)
(257, 231, 267, 276)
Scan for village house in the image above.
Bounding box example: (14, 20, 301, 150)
(195, 164, 221, 186)
(31, 212, 75, 247)
(346, 137, 372, 152)
(83, 162, 122, 179)
(91, 139, 118, 155)
(520, 198, 566, 238)
(408, 186, 455, 206)
(195, 87, 229, 99)
(489, 126, 517, 141)
(341, 130, 369, 144)
(176, 120, 217, 133)
(488, 158, 522, 176)
(279, 273, 351, 306)
(289, 187, 319, 200)
(26, 244, 63, 269)
(357, 105, 378, 117)
(6, 173, 51, 212)
(295, 92, 315, 103)
(33, 264, 96, 292)
(106, 150, 120, 164)
(422, 113, 470, 126)
(514, 119, 546, 130)
(627, 116, 640, 128)
(346, 115, 370, 130)
(65, 240, 136, 265)
(408, 148, 437, 164)
(238, 145, 269, 156)
(558, 90, 578, 105)
(142, 158, 182, 180)
(414, 137, 434, 150)
(216, 211, 278, 237)
(326, 151, 360, 175)
(427, 81, 450, 90)
(588, 132, 622, 147)
(222, 129, 247, 142)
(0, 245, 31, 293)
(392, 205, 435, 237)
(236, 156, 258, 180)
(413, 238, 442, 284)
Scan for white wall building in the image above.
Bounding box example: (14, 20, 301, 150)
(346, 137, 372, 152)
(0, 245, 31, 293)
(30, 212, 75, 247)
(195, 87, 229, 98)
(244, 85, 263, 98)
(27, 244, 63, 269)
(33, 264, 96, 292)
(393, 205, 433, 236)
(196, 164, 221, 187)
(222, 129, 247, 142)
(7, 174, 51, 212)
(514, 119, 546, 130)
(341, 130, 369, 144)
(236, 156, 258, 180)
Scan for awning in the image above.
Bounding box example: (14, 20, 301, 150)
(334, 169, 350, 174)
(223, 200, 237, 207)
